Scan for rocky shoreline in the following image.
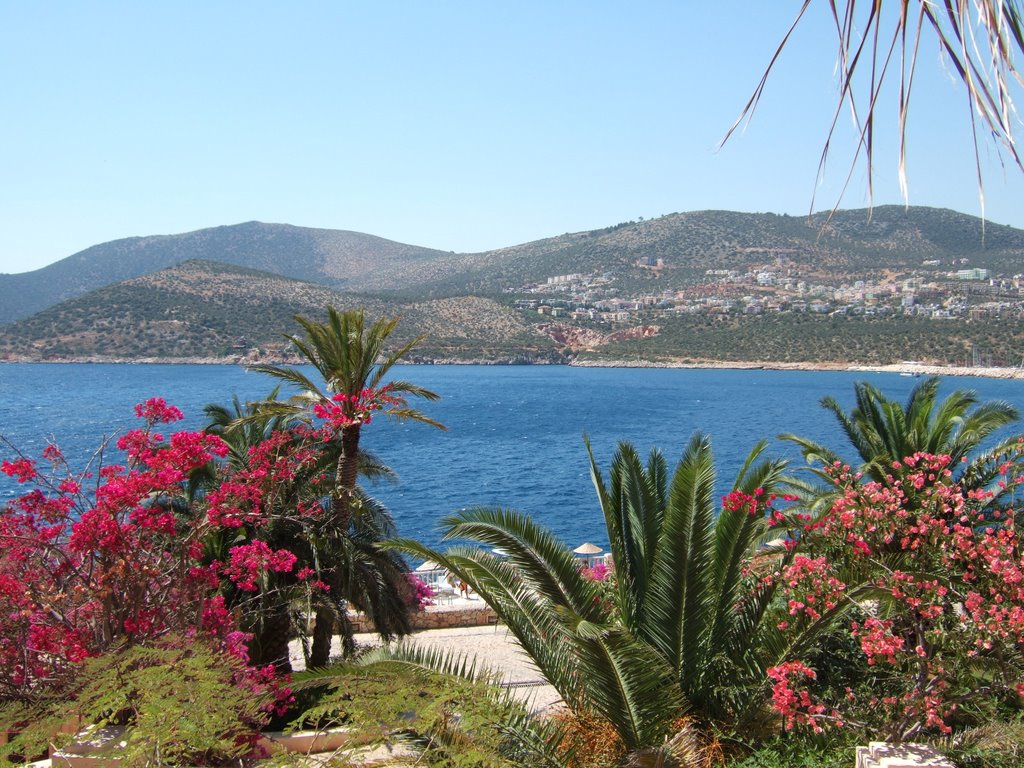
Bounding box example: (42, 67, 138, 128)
(3, 355, 1023, 380)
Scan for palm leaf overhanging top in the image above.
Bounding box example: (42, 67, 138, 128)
(724, 0, 1024, 220)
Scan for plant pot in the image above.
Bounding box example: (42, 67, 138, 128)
(259, 726, 352, 755)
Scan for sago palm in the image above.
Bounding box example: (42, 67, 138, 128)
(782, 376, 1023, 509)
(586, 435, 804, 725)
(392, 434, 842, 757)
(248, 307, 444, 667)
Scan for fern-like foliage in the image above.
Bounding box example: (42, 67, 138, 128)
(0, 637, 269, 767)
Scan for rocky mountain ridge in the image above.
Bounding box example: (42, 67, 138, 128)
(3, 206, 1024, 367)
(3, 206, 1022, 325)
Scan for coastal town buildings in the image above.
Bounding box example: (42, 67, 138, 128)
(514, 260, 1024, 327)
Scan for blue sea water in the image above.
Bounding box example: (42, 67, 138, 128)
(3, 364, 1024, 551)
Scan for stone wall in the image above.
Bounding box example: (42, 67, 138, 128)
(349, 605, 498, 634)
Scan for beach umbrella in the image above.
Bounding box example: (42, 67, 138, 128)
(415, 560, 439, 572)
(573, 542, 603, 556)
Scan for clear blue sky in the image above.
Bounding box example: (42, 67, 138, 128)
(2, 2, 1022, 274)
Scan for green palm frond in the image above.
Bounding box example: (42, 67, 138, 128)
(949, 399, 1019, 460)
(452, 554, 581, 702)
(640, 434, 716, 675)
(586, 437, 658, 629)
(385, 538, 574, 690)
(382, 378, 443, 401)
(611, 454, 653, 612)
(287, 662, 364, 691)
(569, 619, 686, 750)
(357, 642, 493, 685)
(788, 378, 1023, 511)
(379, 406, 446, 430)
(203, 388, 292, 466)
(820, 393, 882, 468)
(438, 507, 602, 620)
(647, 447, 669, 512)
(356, 449, 398, 484)
(247, 364, 329, 403)
(390, 531, 684, 740)
(710, 446, 788, 651)
(496, 712, 576, 768)
(779, 432, 844, 472)
(229, 400, 309, 432)
(350, 488, 400, 539)
(959, 434, 1024, 506)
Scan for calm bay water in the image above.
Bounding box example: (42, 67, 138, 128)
(3, 364, 1024, 550)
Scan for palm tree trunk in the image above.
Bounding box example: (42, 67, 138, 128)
(250, 600, 294, 674)
(309, 607, 334, 668)
(332, 424, 361, 528)
(310, 424, 362, 668)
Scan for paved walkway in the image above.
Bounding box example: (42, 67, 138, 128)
(290, 624, 562, 712)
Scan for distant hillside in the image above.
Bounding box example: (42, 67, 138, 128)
(400, 206, 1024, 296)
(586, 312, 1024, 369)
(4, 205, 1024, 367)
(5, 252, 1024, 367)
(0, 222, 452, 325)
(3, 206, 1023, 325)
(0, 260, 555, 362)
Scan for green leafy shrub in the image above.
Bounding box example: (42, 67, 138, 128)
(0, 637, 272, 767)
(287, 660, 525, 768)
(727, 734, 855, 768)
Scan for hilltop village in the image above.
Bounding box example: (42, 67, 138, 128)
(515, 254, 1024, 326)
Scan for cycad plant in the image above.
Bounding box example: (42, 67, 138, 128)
(393, 434, 847, 759)
(590, 436, 786, 723)
(781, 376, 1024, 511)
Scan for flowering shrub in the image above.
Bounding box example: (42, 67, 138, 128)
(0, 398, 297, 712)
(577, 559, 620, 620)
(204, 420, 341, 528)
(581, 562, 610, 582)
(765, 453, 1024, 739)
(405, 574, 435, 610)
(777, 554, 845, 625)
(312, 384, 404, 431)
(766, 661, 837, 733)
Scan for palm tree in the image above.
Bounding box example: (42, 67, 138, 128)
(249, 307, 445, 667)
(782, 376, 1023, 509)
(392, 434, 846, 757)
(201, 390, 417, 671)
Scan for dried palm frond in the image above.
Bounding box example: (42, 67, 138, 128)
(725, 0, 1024, 220)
